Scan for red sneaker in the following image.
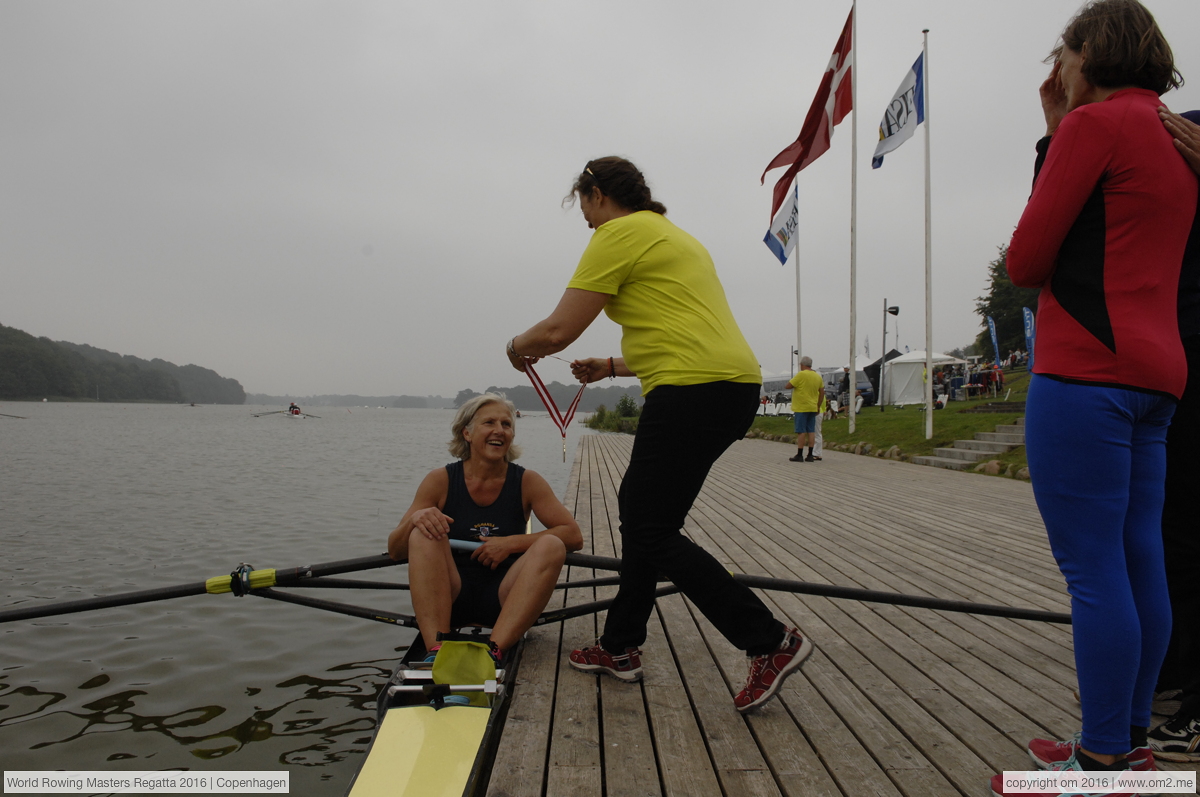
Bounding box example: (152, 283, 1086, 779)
(1029, 733, 1155, 772)
(733, 626, 812, 713)
(569, 643, 643, 682)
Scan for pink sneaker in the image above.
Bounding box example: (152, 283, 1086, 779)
(568, 643, 643, 682)
(990, 747, 1136, 796)
(733, 626, 812, 713)
(1029, 733, 1155, 772)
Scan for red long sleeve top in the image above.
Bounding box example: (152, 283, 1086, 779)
(1008, 88, 1197, 399)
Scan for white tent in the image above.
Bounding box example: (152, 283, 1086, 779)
(882, 350, 967, 406)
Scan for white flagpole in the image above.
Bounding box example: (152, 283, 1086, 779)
(922, 29, 934, 439)
(795, 239, 802, 361)
(848, 1, 859, 434)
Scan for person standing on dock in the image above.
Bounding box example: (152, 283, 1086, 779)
(785, 356, 824, 462)
(1147, 107, 1200, 764)
(994, 2, 1195, 793)
(505, 156, 812, 713)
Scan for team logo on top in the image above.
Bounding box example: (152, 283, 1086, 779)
(470, 522, 500, 540)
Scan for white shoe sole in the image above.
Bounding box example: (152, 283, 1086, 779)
(568, 658, 644, 682)
(735, 635, 813, 714)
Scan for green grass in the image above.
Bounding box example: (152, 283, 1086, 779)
(751, 369, 1030, 476)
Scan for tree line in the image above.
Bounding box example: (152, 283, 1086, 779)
(0, 324, 246, 403)
(971, 245, 1040, 358)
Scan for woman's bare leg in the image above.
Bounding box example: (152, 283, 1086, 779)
(408, 533, 462, 651)
(492, 536, 567, 651)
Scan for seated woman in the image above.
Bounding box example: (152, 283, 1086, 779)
(387, 393, 582, 662)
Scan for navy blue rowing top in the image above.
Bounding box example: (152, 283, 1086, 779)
(444, 460, 526, 554)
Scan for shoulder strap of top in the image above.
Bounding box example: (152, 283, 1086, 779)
(445, 460, 465, 505)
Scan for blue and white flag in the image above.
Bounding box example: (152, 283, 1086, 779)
(1022, 307, 1036, 370)
(763, 183, 799, 265)
(987, 316, 1001, 366)
(871, 52, 925, 169)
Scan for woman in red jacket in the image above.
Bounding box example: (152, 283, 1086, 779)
(991, 2, 1196, 794)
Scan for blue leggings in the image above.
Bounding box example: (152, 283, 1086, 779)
(1025, 375, 1175, 754)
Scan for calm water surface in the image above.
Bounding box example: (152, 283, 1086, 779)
(0, 402, 592, 795)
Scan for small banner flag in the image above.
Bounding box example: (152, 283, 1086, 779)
(987, 316, 1001, 367)
(872, 52, 924, 169)
(763, 184, 800, 265)
(1022, 307, 1036, 371)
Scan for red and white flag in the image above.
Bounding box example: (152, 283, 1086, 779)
(761, 7, 854, 219)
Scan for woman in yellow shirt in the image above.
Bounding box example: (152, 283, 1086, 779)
(505, 157, 810, 713)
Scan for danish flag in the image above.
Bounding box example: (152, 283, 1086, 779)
(761, 7, 854, 219)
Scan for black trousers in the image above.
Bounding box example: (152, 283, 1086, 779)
(1158, 334, 1200, 713)
(600, 381, 785, 656)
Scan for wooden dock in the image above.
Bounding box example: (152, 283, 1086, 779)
(487, 434, 1197, 797)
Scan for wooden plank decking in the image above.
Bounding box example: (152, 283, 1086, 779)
(487, 434, 1197, 797)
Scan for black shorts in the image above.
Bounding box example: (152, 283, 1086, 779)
(450, 556, 513, 628)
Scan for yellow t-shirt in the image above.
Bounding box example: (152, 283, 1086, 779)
(567, 211, 761, 395)
(788, 369, 825, 413)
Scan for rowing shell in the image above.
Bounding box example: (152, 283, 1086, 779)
(345, 630, 522, 797)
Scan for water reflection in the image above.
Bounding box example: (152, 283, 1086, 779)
(0, 654, 404, 772)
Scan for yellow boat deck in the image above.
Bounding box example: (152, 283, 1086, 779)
(486, 434, 1199, 797)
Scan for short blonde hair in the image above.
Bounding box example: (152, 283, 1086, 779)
(448, 393, 522, 461)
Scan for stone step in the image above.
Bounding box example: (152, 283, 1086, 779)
(911, 455, 974, 471)
(953, 439, 1019, 453)
(1015, 417, 1025, 426)
(975, 432, 1025, 444)
(933, 447, 990, 462)
(994, 424, 1025, 435)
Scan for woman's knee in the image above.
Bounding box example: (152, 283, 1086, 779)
(529, 534, 567, 566)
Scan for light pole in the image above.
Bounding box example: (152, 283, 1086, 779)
(880, 302, 899, 411)
(790, 346, 799, 380)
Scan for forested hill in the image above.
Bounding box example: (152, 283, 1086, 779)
(0, 324, 246, 403)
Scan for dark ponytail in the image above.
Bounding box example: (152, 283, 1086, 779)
(564, 156, 667, 215)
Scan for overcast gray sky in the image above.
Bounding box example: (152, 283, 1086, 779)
(3, 1, 1198, 397)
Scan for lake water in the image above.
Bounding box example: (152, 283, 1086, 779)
(0, 402, 593, 795)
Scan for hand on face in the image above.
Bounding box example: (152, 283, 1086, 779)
(1040, 61, 1069, 136)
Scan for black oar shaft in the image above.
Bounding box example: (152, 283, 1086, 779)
(733, 574, 1071, 625)
(0, 553, 403, 625)
(282, 577, 409, 590)
(252, 588, 417, 627)
(564, 551, 623, 571)
(0, 582, 209, 624)
(272, 553, 400, 583)
(536, 584, 681, 625)
(553, 576, 630, 590)
(560, 551, 1070, 625)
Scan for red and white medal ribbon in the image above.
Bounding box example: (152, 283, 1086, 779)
(524, 361, 586, 461)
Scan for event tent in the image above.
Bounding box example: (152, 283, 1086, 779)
(882, 350, 967, 406)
